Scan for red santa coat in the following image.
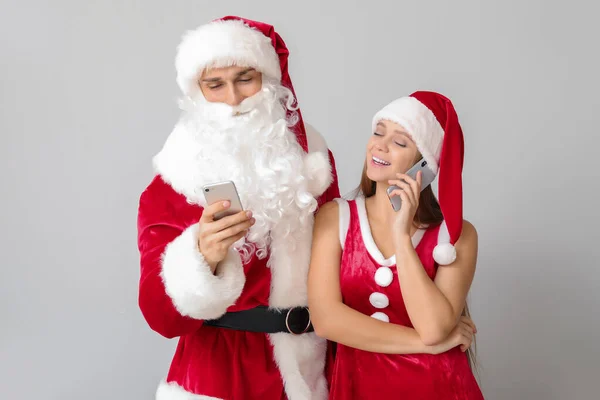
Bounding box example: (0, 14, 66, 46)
(137, 124, 340, 400)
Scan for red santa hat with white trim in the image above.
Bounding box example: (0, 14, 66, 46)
(372, 91, 465, 266)
(174, 15, 310, 152)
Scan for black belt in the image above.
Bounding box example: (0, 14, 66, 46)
(204, 306, 313, 334)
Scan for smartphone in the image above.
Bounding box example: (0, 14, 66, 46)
(386, 158, 437, 212)
(202, 181, 244, 220)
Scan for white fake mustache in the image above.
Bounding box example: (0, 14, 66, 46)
(187, 86, 275, 120)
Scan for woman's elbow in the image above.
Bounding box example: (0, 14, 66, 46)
(310, 314, 330, 338)
(418, 326, 453, 346)
(309, 306, 335, 339)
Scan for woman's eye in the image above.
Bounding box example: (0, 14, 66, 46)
(394, 142, 407, 148)
(208, 84, 223, 90)
(373, 132, 383, 136)
(238, 78, 252, 83)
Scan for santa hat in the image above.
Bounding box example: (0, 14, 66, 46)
(372, 91, 465, 266)
(174, 16, 309, 152)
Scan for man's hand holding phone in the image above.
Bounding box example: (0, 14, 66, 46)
(196, 201, 255, 274)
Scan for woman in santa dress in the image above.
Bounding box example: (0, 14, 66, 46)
(308, 91, 484, 399)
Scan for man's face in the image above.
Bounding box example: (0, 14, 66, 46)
(198, 66, 263, 106)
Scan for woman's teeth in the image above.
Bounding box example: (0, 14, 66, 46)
(373, 156, 390, 166)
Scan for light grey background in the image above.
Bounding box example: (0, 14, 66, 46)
(1, 0, 598, 399)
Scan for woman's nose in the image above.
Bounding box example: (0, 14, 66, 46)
(374, 141, 388, 153)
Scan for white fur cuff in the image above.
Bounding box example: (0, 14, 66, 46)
(303, 152, 333, 197)
(160, 224, 246, 321)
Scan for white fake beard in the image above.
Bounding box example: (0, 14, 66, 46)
(178, 82, 318, 262)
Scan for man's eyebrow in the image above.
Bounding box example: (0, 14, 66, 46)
(236, 67, 256, 76)
(201, 77, 222, 83)
(201, 68, 256, 82)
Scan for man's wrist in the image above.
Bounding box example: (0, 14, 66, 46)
(197, 239, 218, 274)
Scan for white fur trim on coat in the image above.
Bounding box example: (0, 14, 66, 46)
(176, 19, 281, 95)
(161, 224, 246, 321)
(156, 381, 222, 400)
(303, 152, 332, 198)
(372, 96, 444, 173)
(305, 123, 328, 154)
(303, 123, 333, 198)
(267, 217, 328, 400)
(152, 122, 207, 205)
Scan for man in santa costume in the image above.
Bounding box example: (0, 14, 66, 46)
(137, 16, 340, 400)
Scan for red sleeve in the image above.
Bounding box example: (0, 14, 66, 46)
(137, 180, 204, 338)
(137, 177, 246, 338)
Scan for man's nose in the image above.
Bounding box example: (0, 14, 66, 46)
(223, 84, 243, 106)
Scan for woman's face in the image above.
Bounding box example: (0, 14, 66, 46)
(365, 119, 420, 183)
(198, 66, 263, 106)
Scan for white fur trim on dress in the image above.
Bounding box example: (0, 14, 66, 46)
(156, 381, 222, 400)
(355, 196, 426, 267)
(176, 19, 281, 95)
(161, 224, 246, 321)
(334, 198, 350, 249)
(267, 218, 328, 400)
(372, 96, 444, 173)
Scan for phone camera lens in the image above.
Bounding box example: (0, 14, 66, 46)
(422, 161, 427, 167)
(204, 188, 209, 192)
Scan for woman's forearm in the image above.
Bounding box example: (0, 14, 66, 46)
(395, 236, 456, 344)
(312, 301, 434, 355)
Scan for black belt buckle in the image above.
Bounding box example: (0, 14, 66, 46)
(285, 307, 311, 335)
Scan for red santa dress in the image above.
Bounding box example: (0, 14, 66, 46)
(328, 197, 484, 399)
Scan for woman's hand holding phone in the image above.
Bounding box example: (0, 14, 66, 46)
(388, 170, 422, 245)
(196, 201, 255, 273)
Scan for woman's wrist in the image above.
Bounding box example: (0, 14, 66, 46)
(393, 234, 414, 255)
(425, 343, 440, 355)
(402, 328, 435, 354)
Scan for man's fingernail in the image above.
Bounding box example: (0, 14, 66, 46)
(246, 211, 252, 217)
(223, 201, 230, 207)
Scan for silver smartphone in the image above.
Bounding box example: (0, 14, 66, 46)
(202, 181, 244, 220)
(386, 159, 437, 212)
